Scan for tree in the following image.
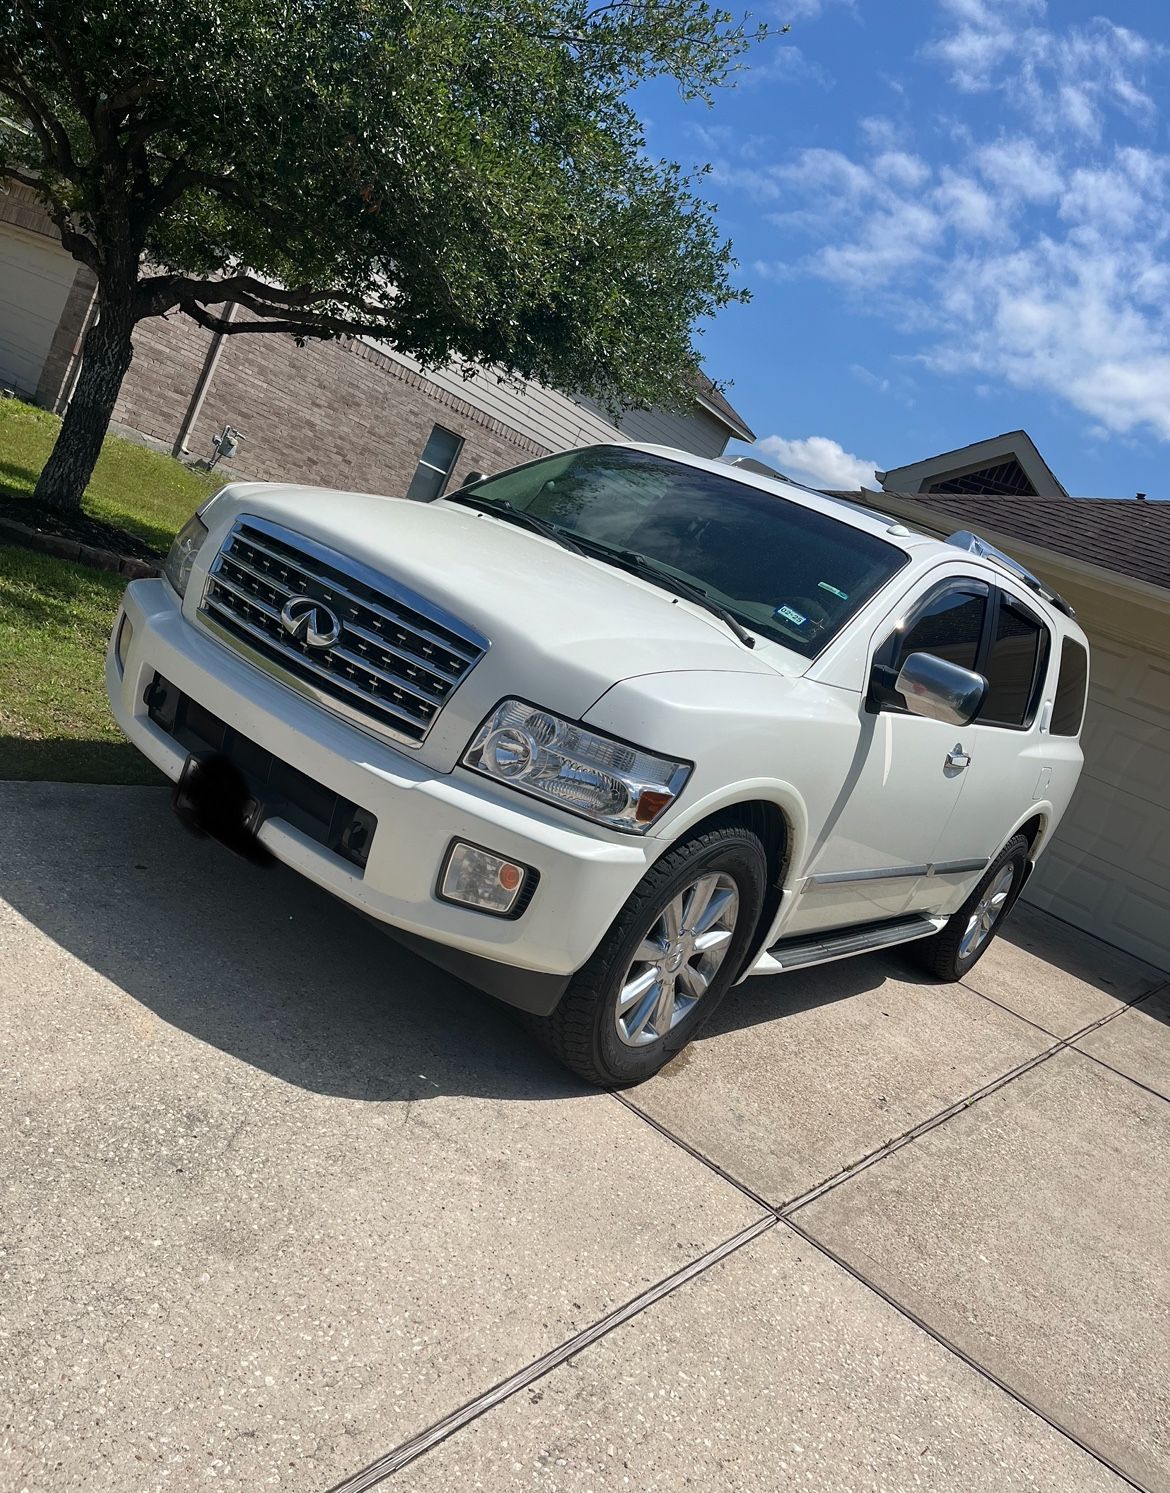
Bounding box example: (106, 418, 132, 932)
(0, 0, 770, 514)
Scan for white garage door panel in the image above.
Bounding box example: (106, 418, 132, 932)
(1050, 773, 1167, 872)
(1025, 643, 1170, 972)
(1027, 847, 1168, 970)
(0, 224, 77, 397)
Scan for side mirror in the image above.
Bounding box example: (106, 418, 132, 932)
(894, 652, 987, 726)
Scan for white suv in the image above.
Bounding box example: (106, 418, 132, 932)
(107, 444, 1089, 1085)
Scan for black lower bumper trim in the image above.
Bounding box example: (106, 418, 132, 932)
(384, 926, 570, 1016)
(146, 672, 376, 871)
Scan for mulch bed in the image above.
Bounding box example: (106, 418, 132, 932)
(0, 495, 163, 563)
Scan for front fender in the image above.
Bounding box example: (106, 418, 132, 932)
(651, 777, 810, 896)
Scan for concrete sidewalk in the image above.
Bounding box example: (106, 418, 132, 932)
(1, 783, 1166, 1492)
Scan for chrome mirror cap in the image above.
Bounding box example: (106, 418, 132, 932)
(895, 653, 987, 726)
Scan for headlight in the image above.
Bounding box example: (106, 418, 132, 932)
(163, 512, 210, 599)
(463, 700, 690, 833)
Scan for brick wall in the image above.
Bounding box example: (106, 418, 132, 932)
(114, 309, 549, 495)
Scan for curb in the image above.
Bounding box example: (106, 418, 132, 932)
(0, 513, 160, 579)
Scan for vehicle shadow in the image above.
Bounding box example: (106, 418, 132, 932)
(711, 945, 938, 1040)
(7, 784, 1154, 1109)
(0, 734, 166, 786)
(0, 782, 586, 1105)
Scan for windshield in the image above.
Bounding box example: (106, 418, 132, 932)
(447, 447, 908, 657)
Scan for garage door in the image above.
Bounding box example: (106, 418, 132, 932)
(0, 223, 78, 399)
(1024, 635, 1170, 971)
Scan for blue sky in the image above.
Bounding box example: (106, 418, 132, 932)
(641, 0, 1170, 497)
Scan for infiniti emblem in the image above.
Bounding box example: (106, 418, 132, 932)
(280, 594, 341, 650)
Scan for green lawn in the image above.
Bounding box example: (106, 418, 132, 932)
(0, 543, 164, 783)
(0, 399, 220, 782)
(0, 398, 220, 552)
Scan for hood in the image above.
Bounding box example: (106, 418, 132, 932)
(201, 483, 792, 771)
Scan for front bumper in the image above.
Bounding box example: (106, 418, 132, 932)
(106, 580, 654, 1011)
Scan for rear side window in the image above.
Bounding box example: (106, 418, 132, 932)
(1051, 639, 1089, 736)
(981, 595, 1049, 727)
(896, 585, 988, 671)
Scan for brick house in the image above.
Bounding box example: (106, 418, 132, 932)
(0, 181, 754, 496)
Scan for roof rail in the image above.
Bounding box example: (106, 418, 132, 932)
(946, 531, 1076, 618)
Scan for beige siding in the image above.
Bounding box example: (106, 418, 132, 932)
(362, 341, 626, 453)
(579, 397, 730, 458)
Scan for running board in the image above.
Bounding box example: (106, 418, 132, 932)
(749, 914, 946, 976)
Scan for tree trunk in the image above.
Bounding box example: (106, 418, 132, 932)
(33, 294, 137, 514)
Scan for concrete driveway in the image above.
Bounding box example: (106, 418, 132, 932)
(2, 782, 1167, 1493)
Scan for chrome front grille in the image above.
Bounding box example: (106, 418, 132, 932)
(198, 515, 487, 746)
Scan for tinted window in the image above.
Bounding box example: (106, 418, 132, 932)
(454, 447, 908, 657)
(896, 586, 988, 671)
(1051, 638, 1089, 736)
(982, 596, 1048, 727)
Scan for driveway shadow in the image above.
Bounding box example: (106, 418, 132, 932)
(0, 782, 585, 1105)
(987, 899, 1169, 995)
(712, 945, 935, 1039)
(12, 784, 1125, 1108)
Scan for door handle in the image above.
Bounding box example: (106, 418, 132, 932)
(946, 746, 971, 770)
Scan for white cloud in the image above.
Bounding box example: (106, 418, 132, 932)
(814, 198, 943, 287)
(927, 4, 1163, 139)
(755, 435, 879, 490)
(860, 115, 905, 150)
(873, 151, 931, 189)
(974, 139, 1062, 201)
(783, 0, 857, 19)
(741, 4, 1170, 443)
(849, 363, 890, 393)
(936, 170, 998, 236)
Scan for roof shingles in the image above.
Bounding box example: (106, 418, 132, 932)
(874, 491, 1170, 594)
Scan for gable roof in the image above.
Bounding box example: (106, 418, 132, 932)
(877, 429, 1068, 498)
(861, 488, 1170, 593)
(693, 371, 755, 443)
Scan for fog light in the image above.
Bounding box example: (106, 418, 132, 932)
(439, 841, 532, 916)
(115, 612, 134, 673)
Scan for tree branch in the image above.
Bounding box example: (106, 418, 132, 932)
(0, 163, 46, 192)
(0, 74, 76, 177)
(178, 297, 394, 341)
(139, 270, 398, 322)
(13, 0, 97, 133)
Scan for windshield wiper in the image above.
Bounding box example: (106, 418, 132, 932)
(568, 534, 757, 649)
(443, 492, 586, 555)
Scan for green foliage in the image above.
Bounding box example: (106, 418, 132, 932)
(0, 0, 771, 412)
(0, 399, 220, 550)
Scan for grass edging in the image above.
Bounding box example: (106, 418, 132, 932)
(0, 512, 160, 579)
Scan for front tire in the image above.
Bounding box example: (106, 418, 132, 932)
(914, 834, 1029, 981)
(532, 824, 768, 1087)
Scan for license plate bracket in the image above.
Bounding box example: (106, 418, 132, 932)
(172, 751, 275, 866)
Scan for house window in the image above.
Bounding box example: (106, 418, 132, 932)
(406, 425, 463, 501)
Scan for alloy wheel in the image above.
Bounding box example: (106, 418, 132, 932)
(614, 872, 740, 1048)
(958, 864, 1016, 960)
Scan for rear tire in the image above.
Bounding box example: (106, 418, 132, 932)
(531, 824, 768, 1087)
(914, 834, 1029, 981)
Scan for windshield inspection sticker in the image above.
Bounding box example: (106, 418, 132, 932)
(818, 581, 848, 600)
(774, 604, 808, 627)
